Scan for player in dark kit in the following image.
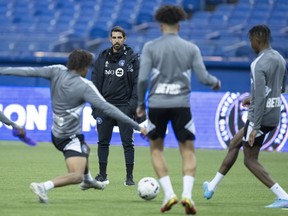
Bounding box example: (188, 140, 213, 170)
(91, 26, 139, 186)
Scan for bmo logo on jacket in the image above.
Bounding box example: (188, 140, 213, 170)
(105, 68, 124, 77)
(115, 68, 124, 77)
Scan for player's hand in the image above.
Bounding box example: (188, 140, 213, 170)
(212, 80, 221, 90)
(13, 125, 26, 137)
(136, 106, 146, 118)
(139, 126, 148, 136)
(83, 141, 91, 154)
(248, 130, 257, 146)
(242, 97, 251, 107)
(139, 126, 149, 142)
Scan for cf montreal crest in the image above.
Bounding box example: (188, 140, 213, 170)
(215, 92, 288, 151)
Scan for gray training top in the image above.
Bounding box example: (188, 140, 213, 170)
(0, 65, 140, 137)
(137, 33, 219, 108)
(248, 47, 287, 130)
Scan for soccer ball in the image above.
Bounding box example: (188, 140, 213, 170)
(137, 177, 160, 200)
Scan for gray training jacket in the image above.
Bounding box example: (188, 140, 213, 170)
(0, 111, 17, 128)
(0, 65, 140, 138)
(137, 33, 219, 108)
(248, 47, 287, 130)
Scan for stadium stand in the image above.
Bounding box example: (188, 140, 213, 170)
(0, 0, 287, 59)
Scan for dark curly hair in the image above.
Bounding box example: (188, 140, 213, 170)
(248, 24, 271, 44)
(155, 5, 187, 25)
(67, 49, 93, 71)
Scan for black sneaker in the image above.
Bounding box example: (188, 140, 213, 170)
(124, 176, 135, 186)
(95, 174, 110, 185)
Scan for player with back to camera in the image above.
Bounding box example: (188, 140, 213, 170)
(136, 5, 221, 215)
(203, 24, 288, 208)
(0, 49, 147, 203)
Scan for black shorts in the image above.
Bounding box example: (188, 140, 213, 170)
(243, 120, 275, 146)
(51, 133, 89, 159)
(147, 107, 195, 142)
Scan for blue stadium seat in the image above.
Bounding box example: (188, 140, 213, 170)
(126, 36, 145, 54)
(143, 26, 162, 39)
(190, 29, 214, 41)
(209, 14, 229, 26)
(272, 45, 288, 59)
(267, 11, 288, 28)
(89, 26, 109, 40)
(135, 12, 154, 25)
(190, 11, 211, 28)
(205, 0, 223, 5)
(236, 0, 254, 6)
(197, 42, 216, 56)
(0, 41, 14, 52)
(235, 44, 256, 59)
(13, 41, 35, 54)
(214, 3, 235, 14)
(90, 40, 111, 57)
(117, 3, 135, 18)
(72, 20, 91, 37)
(182, 0, 204, 13)
(227, 14, 249, 27)
(161, 0, 180, 5)
(32, 41, 54, 52)
(113, 19, 133, 30)
(96, 9, 116, 26)
(0, 0, 287, 60)
(273, 1, 288, 12)
(246, 17, 268, 26)
(52, 39, 85, 53)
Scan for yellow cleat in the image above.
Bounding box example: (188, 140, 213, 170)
(181, 197, 197, 215)
(160, 195, 179, 213)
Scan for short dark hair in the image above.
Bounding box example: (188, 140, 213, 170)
(155, 5, 187, 25)
(67, 49, 93, 71)
(248, 24, 271, 44)
(110, 26, 126, 37)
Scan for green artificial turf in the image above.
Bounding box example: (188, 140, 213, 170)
(0, 141, 287, 216)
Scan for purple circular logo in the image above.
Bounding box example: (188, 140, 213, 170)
(215, 92, 288, 151)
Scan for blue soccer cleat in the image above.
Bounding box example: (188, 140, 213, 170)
(12, 129, 37, 146)
(265, 199, 288, 208)
(203, 181, 214, 200)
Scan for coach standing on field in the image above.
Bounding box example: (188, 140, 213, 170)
(91, 26, 139, 186)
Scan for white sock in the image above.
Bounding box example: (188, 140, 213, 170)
(208, 172, 224, 191)
(43, 181, 54, 191)
(159, 176, 175, 199)
(84, 171, 94, 181)
(271, 183, 288, 200)
(182, 175, 195, 199)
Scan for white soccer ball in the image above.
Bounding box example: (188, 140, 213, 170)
(137, 177, 160, 200)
